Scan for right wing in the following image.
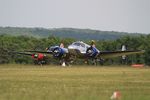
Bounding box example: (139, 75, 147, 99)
(99, 50, 145, 59)
(10, 51, 33, 56)
(24, 50, 53, 54)
(68, 48, 145, 59)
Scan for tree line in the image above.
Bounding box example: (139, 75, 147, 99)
(0, 27, 143, 40)
(0, 34, 150, 65)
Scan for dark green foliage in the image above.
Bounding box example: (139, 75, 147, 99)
(0, 47, 9, 64)
(143, 35, 150, 65)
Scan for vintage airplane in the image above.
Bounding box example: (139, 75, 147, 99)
(19, 41, 144, 66)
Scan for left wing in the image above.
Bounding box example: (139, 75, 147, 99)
(99, 50, 145, 59)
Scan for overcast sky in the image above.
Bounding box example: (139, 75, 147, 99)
(0, 0, 150, 33)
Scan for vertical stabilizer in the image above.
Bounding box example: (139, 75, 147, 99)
(121, 45, 126, 60)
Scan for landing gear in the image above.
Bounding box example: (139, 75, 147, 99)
(62, 62, 66, 66)
(59, 59, 70, 67)
(34, 60, 46, 66)
(98, 58, 104, 65)
(92, 59, 97, 65)
(84, 58, 97, 65)
(85, 58, 104, 66)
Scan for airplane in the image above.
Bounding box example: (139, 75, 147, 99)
(17, 41, 145, 66)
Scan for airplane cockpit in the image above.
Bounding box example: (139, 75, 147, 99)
(68, 41, 90, 53)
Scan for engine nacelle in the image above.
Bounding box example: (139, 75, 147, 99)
(31, 53, 45, 60)
(86, 47, 99, 58)
(52, 47, 67, 58)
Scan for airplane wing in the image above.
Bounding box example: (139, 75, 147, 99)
(24, 50, 53, 54)
(99, 50, 145, 59)
(10, 51, 33, 56)
(68, 48, 145, 59)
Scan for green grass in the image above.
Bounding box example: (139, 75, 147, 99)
(0, 64, 149, 100)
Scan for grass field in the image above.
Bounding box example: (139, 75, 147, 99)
(0, 64, 149, 100)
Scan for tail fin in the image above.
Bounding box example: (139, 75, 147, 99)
(121, 45, 126, 51)
(121, 45, 126, 60)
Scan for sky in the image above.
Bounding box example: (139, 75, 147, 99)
(0, 0, 150, 33)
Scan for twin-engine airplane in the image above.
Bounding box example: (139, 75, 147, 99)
(14, 41, 144, 66)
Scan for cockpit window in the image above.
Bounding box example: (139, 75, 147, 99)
(73, 42, 85, 47)
(73, 43, 80, 46)
(80, 44, 85, 47)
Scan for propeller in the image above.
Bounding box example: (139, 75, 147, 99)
(86, 47, 99, 58)
(52, 47, 64, 58)
(31, 53, 46, 60)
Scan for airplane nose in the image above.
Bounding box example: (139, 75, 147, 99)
(68, 45, 74, 49)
